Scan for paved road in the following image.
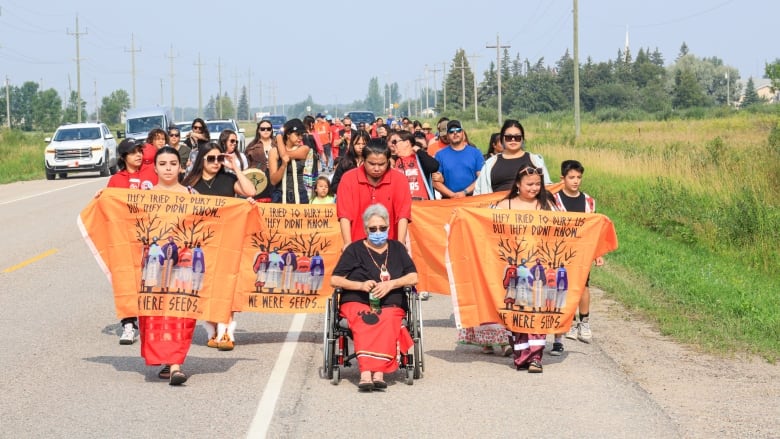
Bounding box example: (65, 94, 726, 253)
(0, 176, 681, 439)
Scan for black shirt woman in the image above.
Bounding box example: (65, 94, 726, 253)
(181, 143, 256, 350)
(330, 204, 418, 391)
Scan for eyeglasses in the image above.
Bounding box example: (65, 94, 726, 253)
(390, 139, 401, 145)
(448, 127, 463, 134)
(259, 127, 272, 132)
(518, 166, 544, 176)
(192, 125, 203, 131)
(228, 139, 237, 144)
(368, 225, 389, 233)
(168, 133, 180, 137)
(504, 134, 523, 142)
(205, 155, 225, 163)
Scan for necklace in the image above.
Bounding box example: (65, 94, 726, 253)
(202, 177, 215, 189)
(364, 241, 390, 281)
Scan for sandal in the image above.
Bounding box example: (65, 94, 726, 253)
(157, 365, 171, 380)
(501, 345, 513, 357)
(358, 380, 374, 392)
(528, 361, 543, 373)
(481, 346, 495, 354)
(169, 370, 188, 386)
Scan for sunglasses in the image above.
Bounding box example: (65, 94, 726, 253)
(504, 134, 523, 142)
(227, 139, 237, 144)
(168, 133, 180, 138)
(518, 166, 544, 176)
(192, 125, 203, 131)
(367, 225, 389, 233)
(205, 155, 225, 163)
(390, 139, 401, 145)
(259, 127, 272, 132)
(448, 127, 463, 134)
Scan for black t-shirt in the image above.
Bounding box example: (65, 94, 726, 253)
(333, 239, 417, 310)
(193, 172, 238, 197)
(557, 191, 586, 212)
(490, 154, 534, 192)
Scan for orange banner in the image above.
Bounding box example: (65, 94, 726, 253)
(447, 207, 617, 334)
(234, 204, 343, 314)
(409, 193, 505, 294)
(78, 188, 260, 323)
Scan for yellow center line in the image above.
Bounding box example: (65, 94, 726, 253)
(2, 248, 59, 273)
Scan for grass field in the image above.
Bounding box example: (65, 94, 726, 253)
(4, 114, 779, 361)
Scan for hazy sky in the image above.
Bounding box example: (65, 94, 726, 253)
(1, 0, 776, 115)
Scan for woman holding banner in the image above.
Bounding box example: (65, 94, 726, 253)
(268, 118, 313, 204)
(330, 204, 418, 391)
(496, 165, 557, 373)
(182, 143, 256, 351)
(141, 146, 198, 385)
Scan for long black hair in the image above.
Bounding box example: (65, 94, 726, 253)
(182, 142, 225, 187)
(501, 165, 554, 210)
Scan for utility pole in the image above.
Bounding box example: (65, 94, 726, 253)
(573, 0, 581, 137)
(442, 61, 447, 113)
(460, 58, 466, 111)
(5, 76, 11, 128)
(247, 68, 252, 121)
(258, 80, 263, 113)
(726, 71, 730, 107)
(233, 68, 240, 120)
(467, 53, 482, 122)
(94, 79, 99, 122)
(159, 79, 164, 106)
(194, 53, 205, 117)
(217, 58, 223, 118)
(424, 65, 430, 111)
(267, 82, 277, 114)
(125, 33, 141, 108)
(430, 65, 441, 110)
(67, 16, 87, 123)
(487, 34, 510, 125)
(166, 45, 178, 114)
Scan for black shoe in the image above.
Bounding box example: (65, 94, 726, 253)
(550, 342, 564, 356)
(169, 370, 188, 386)
(372, 380, 387, 390)
(358, 381, 374, 392)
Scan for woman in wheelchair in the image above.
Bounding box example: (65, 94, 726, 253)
(330, 204, 418, 391)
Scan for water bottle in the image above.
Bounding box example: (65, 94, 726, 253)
(369, 291, 381, 312)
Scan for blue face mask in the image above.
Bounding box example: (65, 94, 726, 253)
(367, 230, 389, 246)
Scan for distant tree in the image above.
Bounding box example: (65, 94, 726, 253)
(676, 42, 689, 61)
(389, 82, 401, 106)
(672, 68, 707, 108)
(204, 96, 216, 119)
(237, 86, 249, 121)
(217, 92, 234, 119)
(766, 59, 780, 92)
(62, 91, 87, 124)
(32, 89, 63, 131)
(445, 49, 475, 110)
(478, 61, 498, 106)
(100, 89, 131, 125)
(365, 77, 383, 113)
(741, 78, 763, 108)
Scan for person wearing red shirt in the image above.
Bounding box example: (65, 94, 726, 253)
(336, 139, 412, 247)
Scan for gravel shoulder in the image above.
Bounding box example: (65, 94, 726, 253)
(591, 288, 780, 439)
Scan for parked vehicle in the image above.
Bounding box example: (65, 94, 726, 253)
(44, 123, 118, 180)
(120, 107, 172, 142)
(261, 114, 287, 136)
(205, 119, 246, 152)
(345, 111, 376, 129)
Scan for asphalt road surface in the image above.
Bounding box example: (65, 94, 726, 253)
(0, 175, 735, 438)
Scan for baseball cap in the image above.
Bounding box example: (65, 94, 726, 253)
(283, 118, 306, 135)
(117, 138, 143, 156)
(315, 113, 325, 118)
(446, 120, 463, 132)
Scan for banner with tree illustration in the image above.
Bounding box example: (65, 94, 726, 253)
(78, 188, 261, 323)
(234, 204, 343, 314)
(446, 207, 617, 334)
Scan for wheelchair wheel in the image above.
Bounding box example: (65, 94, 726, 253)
(405, 367, 414, 385)
(322, 296, 335, 380)
(413, 342, 423, 379)
(409, 288, 425, 375)
(331, 366, 341, 385)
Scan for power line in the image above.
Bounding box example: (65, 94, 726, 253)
(125, 34, 141, 107)
(66, 15, 87, 123)
(487, 34, 510, 125)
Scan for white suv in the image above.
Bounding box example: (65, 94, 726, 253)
(44, 123, 118, 180)
(206, 119, 246, 152)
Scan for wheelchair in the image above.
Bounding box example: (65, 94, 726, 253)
(322, 286, 424, 385)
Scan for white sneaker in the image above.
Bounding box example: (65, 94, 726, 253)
(578, 321, 592, 343)
(565, 322, 579, 340)
(119, 324, 136, 345)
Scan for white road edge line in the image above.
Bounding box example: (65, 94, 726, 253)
(0, 179, 102, 206)
(246, 313, 307, 439)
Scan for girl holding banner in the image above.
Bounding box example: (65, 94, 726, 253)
(496, 165, 558, 373)
(140, 146, 198, 385)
